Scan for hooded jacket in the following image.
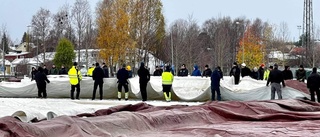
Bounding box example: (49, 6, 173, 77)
(191, 65, 201, 76)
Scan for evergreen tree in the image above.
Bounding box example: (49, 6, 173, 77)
(21, 32, 28, 43)
(53, 38, 76, 69)
(1, 33, 9, 54)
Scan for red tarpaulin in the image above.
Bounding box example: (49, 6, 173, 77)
(1, 99, 320, 137)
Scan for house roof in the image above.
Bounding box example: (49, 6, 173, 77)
(289, 47, 305, 55)
(5, 51, 29, 57)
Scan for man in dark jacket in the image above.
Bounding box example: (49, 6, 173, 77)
(178, 64, 188, 76)
(241, 63, 251, 77)
(31, 67, 38, 81)
(211, 67, 222, 101)
(43, 65, 49, 75)
(153, 66, 162, 76)
(35, 67, 50, 98)
(217, 66, 223, 80)
(117, 64, 129, 100)
(307, 67, 320, 102)
(202, 64, 212, 77)
(282, 66, 293, 80)
(49, 65, 59, 75)
(102, 63, 109, 78)
(266, 64, 286, 100)
(258, 64, 265, 80)
(296, 65, 306, 82)
(92, 63, 105, 100)
(229, 62, 240, 85)
(59, 65, 68, 75)
(138, 62, 150, 101)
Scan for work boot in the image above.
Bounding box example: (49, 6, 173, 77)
(118, 91, 121, 101)
(125, 92, 129, 101)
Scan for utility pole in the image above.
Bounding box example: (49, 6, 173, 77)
(2, 39, 5, 81)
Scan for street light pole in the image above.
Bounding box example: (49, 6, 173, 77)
(236, 22, 245, 64)
(171, 32, 174, 68)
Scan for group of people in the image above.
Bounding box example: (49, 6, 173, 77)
(31, 61, 320, 103)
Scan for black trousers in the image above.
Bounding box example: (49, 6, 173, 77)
(162, 85, 172, 97)
(92, 82, 103, 100)
(310, 88, 320, 102)
(71, 83, 80, 99)
(234, 76, 240, 85)
(140, 82, 148, 101)
(37, 83, 47, 98)
(118, 83, 129, 92)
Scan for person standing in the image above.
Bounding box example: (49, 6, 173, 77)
(49, 64, 59, 75)
(241, 63, 251, 77)
(87, 64, 95, 77)
(307, 67, 320, 102)
(258, 64, 265, 80)
(211, 67, 222, 101)
(92, 63, 104, 100)
(202, 64, 212, 77)
(282, 66, 293, 80)
(217, 66, 223, 80)
(162, 66, 174, 102)
(229, 62, 240, 85)
(138, 62, 150, 101)
(31, 67, 38, 81)
(178, 64, 188, 76)
(35, 67, 50, 98)
(296, 65, 306, 82)
(68, 62, 82, 100)
(264, 66, 273, 80)
(191, 65, 201, 76)
(266, 64, 286, 100)
(250, 67, 259, 80)
(59, 65, 68, 75)
(126, 65, 133, 78)
(43, 65, 49, 75)
(117, 64, 129, 101)
(102, 63, 109, 78)
(153, 66, 162, 76)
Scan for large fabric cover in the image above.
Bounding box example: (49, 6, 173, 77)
(0, 76, 310, 101)
(1, 99, 320, 136)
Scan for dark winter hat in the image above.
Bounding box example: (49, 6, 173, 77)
(73, 62, 78, 66)
(165, 66, 170, 71)
(205, 64, 209, 68)
(122, 64, 126, 68)
(299, 65, 304, 68)
(38, 66, 43, 72)
(269, 66, 273, 69)
(96, 62, 100, 66)
(285, 66, 289, 69)
(233, 62, 237, 66)
(140, 62, 145, 67)
(313, 67, 317, 73)
(274, 63, 278, 69)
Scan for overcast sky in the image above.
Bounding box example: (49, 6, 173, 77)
(0, 0, 319, 44)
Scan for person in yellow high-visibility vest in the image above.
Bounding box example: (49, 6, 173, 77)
(87, 64, 95, 77)
(263, 66, 273, 80)
(68, 62, 82, 100)
(162, 65, 174, 102)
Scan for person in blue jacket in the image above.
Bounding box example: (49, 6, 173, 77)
(191, 65, 201, 76)
(211, 67, 222, 101)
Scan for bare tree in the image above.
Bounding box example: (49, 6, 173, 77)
(31, 8, 51, 64)
(72, 0, 90, 65)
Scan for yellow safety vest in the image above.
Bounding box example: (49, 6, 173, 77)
(68, 66, 82, 85)
(87, 67, 95, 77)
(263, 69, 270, 80)
(162, 71, 174, 85)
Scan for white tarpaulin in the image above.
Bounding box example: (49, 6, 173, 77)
(0, 75, 309, 101)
